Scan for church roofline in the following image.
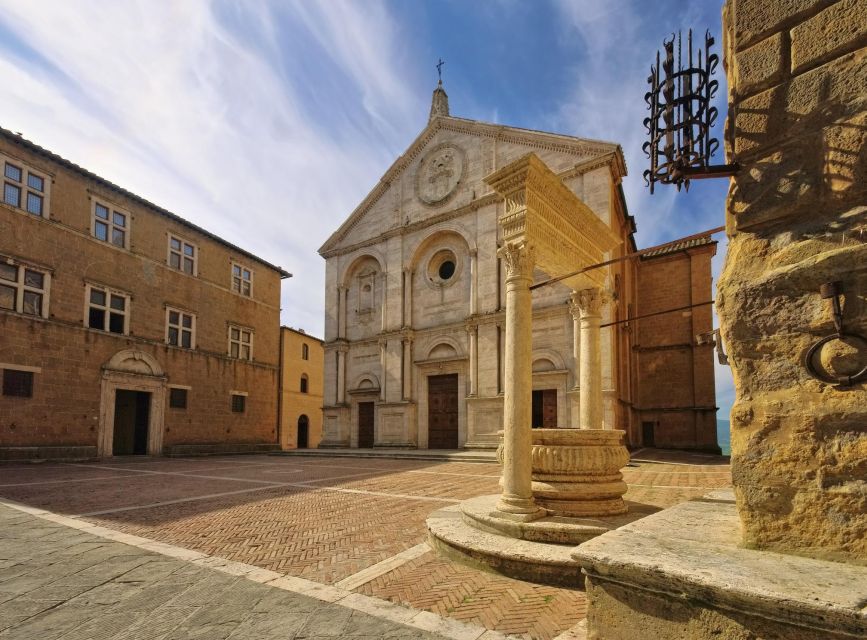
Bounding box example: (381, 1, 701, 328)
(317, 115, 628, 257)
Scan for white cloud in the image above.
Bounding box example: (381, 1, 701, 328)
(0, 0, 422, 337)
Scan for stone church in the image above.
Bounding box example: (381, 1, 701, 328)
(318, 82, 718, 452)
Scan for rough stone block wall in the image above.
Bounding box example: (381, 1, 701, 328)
(720, 0, 867, 563)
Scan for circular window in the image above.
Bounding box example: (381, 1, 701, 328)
(428, 249, 459, 286)
(438, 260, 456, 280)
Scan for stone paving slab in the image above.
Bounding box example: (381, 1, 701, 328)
(0, 504, 453, 640)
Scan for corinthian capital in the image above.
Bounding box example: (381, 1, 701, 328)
(497, 241, 535, 281)
(575, 287, 611, 317)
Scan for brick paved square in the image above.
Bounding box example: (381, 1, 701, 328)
(0, 452, 731, 639)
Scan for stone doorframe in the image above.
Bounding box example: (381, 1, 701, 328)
(415, 357, 468, 449)
(98, 350, 167, 457)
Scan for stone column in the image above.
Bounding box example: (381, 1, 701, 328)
(496, 241, 543, 517)
(467, 323, 478, 397)
(379, 339, 387, 402)
(401, 336, 413, 400)
(569, 292, 581, 391)
(402, 269, 412, 327)
(336, 347, 347, 405)
(337, 286, 348, 339)
(577, 288, 608, 430)
(469, 249, 478, 316)
(380, 273, 388, 332)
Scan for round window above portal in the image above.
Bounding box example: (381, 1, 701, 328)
(428, 249, 459, 286)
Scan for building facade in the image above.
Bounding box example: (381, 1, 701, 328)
(0, 127, 290, 459)
(318, 87, 719, 452)
(279, 327, 324, 449)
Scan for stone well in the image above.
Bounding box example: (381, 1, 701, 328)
(526, 428, 629, 517)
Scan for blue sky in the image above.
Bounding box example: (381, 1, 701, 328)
(0, 0, 733, 419)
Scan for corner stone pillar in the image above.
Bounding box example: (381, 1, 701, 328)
(577, 288, 608, 430)
(336, 344, 347, 405)
(496, 241, 544, 517)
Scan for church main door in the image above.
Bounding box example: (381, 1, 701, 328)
(428, 374, 459, 449)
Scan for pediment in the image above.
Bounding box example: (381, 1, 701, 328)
(318, 117, 625, 258)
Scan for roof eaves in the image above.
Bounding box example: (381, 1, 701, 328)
(0, 127, 291, 278)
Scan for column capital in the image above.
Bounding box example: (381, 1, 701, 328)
(575, 287, 612, 318)
(497, 241, 535, 282)
(568, 292, 582, 321)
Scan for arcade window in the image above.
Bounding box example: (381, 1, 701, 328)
(2, 369, 33, 397)
(0, 259, 48, 318)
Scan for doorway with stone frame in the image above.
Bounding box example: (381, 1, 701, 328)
(98, 350, 166, 457)
(427, 373, 459, 449)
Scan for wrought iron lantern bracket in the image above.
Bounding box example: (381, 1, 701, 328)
(643, 30, 739, 193)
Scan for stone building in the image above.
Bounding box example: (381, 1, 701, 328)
(0, 127, 290, 459)
(318, 85, 718, 451)
(279, 326, 324, 449)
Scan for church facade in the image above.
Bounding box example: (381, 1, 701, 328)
(318, 85, 718, 452)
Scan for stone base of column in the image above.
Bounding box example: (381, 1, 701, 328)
(493, 494, 546, 522)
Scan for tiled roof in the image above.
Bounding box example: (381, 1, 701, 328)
(0, 127, 291, 278)
(640, 235, 716, 258)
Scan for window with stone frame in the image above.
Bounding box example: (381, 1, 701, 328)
(166, 307, 195, 349)
(2, 158, 48, 218)
(92, 201, 129, 248)
(169, 387, 188, 409)
(168, 235, 197, 275)
(228, 325, 253, 360)
(0, 258, 48, 318)
(231, 393, 246, 413)
(231, 263, 252, 297)
(86, 284, 129, 335)
(2, 369, 33, 397)
(302, 343, 309, 360)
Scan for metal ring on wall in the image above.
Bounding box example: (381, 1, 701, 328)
(804, 332, 867, 386)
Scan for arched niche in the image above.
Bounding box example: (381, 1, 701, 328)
(350, 373, 381, 392)
(425, 336, 464, 361)
(532, 349, 566, 372)
(408, 228, 474, 328)
(340, 253, 385, 341)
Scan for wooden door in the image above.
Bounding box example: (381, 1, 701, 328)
(428, 374, 458, 449)
(532, 389, 557, 428)
(358, 402, 375, 448)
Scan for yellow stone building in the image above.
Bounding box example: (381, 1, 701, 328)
(0, 127, 290, 459)
(279, 327, 324, 449)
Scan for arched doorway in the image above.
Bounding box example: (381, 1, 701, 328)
(297, 415, 309, 449)
(99, 350, 166, 457)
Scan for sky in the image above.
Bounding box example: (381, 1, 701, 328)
(0, 0, 734, 420)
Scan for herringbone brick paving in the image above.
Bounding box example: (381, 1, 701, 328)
(358, 551, 587, 640)
(0, 452, 731, 639)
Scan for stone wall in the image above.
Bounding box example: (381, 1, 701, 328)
(719, 0, 867, 563)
